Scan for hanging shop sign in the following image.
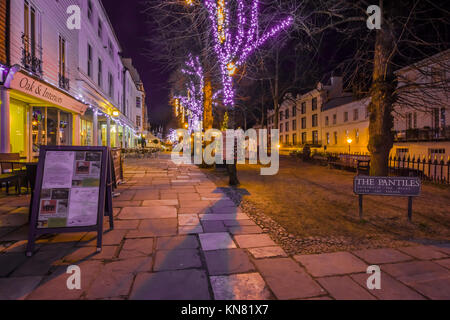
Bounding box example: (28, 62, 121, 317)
(8, 70, 87, 114)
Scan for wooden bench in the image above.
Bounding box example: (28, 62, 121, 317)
(357, 160, 370, 175)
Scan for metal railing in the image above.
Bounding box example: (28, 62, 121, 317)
(324, 153, 450, 184)
(58, 73, 70, 91)
(21, 33, 43, 77)
(389, 155, 450, 184)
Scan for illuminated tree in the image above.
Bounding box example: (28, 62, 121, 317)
(204, 0, 293, 107)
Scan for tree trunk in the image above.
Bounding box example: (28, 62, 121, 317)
(203, 78, 213, 130)
(227, 108, 240, 186)
(368, 1, 396, 176)
(273, 49, 280, 130)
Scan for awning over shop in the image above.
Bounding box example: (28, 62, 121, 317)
(5, 67, 87, 115)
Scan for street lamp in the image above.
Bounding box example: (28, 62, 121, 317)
(347, 138, 353, 154)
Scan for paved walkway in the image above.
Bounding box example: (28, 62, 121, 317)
(0, 154, 449, 299)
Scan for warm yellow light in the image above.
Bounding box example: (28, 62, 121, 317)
(184, 123, 188, 129)
(227, 62, 236, 76)
(112, 110, 119, 117)
(277, 144, 281, 149)
(32, 120, 38, 126)
(185, 0, 193, 6)
(347, 138, 353, 144)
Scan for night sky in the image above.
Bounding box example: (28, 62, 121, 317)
(102, 0, 170, 129)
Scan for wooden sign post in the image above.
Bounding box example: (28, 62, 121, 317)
(353, 176, 421, 222)
(26, 146, 114, 256)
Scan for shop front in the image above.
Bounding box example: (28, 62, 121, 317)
(1, 68, 87, 159)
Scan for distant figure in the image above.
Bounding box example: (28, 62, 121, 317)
(140, 137, 147, 148)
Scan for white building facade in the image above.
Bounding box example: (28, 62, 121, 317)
(0, 0, 146, 159)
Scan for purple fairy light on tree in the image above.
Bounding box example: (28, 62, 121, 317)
(204, 0, 293, 107)
(176, 54, 205, 132)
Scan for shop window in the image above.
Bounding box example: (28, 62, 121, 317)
(10, 101, 27, 157)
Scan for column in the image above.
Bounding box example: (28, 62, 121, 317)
(93, 111, 98, 146)
(122, 126, 126, 148)
(106, 116, 111, 148)
(115, 122, 119, 149)
(72, 114, 81, 146)
(0, 87, 11, 153)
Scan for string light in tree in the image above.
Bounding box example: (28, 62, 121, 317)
(203, 0, 293, 106)
(177, 54, 205, 133)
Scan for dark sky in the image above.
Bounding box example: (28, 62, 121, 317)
(102, 0, 170, 129)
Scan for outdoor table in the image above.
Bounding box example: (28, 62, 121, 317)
(0, 160, 38, 194)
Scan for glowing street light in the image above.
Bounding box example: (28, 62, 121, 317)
(347, 138, 353, 154)
(112, 110, 119, 117)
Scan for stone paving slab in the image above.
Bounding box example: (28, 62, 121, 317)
(234, 234, 276, 248)
(130, 269, 211, 300)
(178, 225, 204, 234)
(201, 221, 228, 233)
(0, 276, 43, 300)
(120, 206, 177, 219)
(434, 258, 450, 270)
(249, 246, 288, 259)
(27, 261, 103, 300)
(397, 245, 448, 260)
(156, 235, 199, 250)
(317, 276, 376, 300)
(382, 261, 450, 299)
(352, 248, 413, 264)
(350, 272, 425, 300)
(119, 239, 154, 259)
(294, 252, 368, 277)
(86, 257, 153, 299)
(210, 273, 272, 300)
(154, 249, 202, 271)
(204, 249, 255, 275)
(199, 233, 237, 251)
(254, 258, 324, 299)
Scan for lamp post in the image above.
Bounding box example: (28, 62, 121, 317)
(347, 138, 353, 154)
